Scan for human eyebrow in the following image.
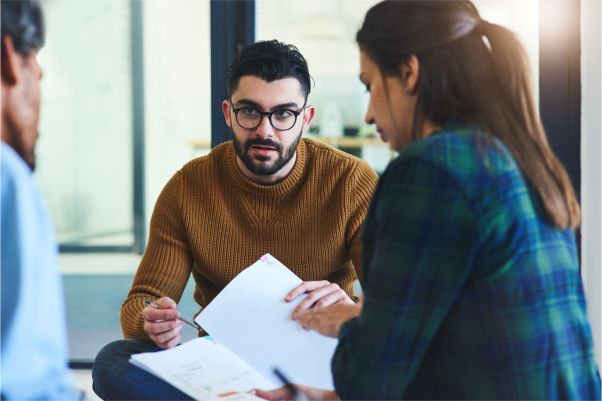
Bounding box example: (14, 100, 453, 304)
(232, 99, 302, 111)
(232, 99, 261, 109)
(270, 102, 302, 111)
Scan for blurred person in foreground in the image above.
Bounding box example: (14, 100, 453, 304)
(258, 1, 601, 400)
(1, 0, 79, 399)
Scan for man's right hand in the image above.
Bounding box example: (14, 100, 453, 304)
(142, 296, 182, 349)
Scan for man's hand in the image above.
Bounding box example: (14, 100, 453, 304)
(285, 281, 354, 320)
(142, 297, 182, 349)
(298, 302, 362, 338)
(255, 385, 337, 401)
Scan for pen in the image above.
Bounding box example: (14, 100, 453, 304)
(273, 368, 307, 401)
(144, 299, 202, 331)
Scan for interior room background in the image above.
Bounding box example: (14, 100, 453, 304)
(32, 0, 599, 367)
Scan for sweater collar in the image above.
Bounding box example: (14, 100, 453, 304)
(225, 138, 308, 197)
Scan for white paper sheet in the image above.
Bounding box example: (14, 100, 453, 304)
(195, 253, 338, 390)
(130, 337, 272, 400)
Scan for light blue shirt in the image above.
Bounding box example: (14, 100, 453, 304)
(1, 142, 78, 400)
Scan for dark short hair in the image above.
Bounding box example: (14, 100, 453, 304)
(1, 0, 45, 55)
(227, 40, 312, 99)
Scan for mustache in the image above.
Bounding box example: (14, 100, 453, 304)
(244, 138, 282, 152)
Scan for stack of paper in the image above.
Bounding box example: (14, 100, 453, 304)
(130, 337, 270, 400)
(130, 253, 338, 399)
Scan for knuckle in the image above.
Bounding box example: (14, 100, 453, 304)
(160, 332, 173, 344)
(297, 301, 309, 311)
(307, 292, 319, 301)
(320, 297, 332, 306)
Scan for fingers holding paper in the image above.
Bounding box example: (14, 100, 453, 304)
(286, 281, 354, 321)
(142, 296, 182, 349)
(297, 302, 362, 338)
(255, 385, 337, 401)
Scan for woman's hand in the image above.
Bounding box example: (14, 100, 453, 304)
(298, 302, 362, 338)
(255, 385, 337, 401)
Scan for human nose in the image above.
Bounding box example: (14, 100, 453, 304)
(254, 114, 276, 139)
(364, 100, 375, 125)
(33, 56, 43, 80)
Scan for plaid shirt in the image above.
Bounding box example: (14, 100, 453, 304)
(333, 127, 601, 400)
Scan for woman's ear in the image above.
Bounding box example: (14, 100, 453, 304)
(399, 55, 420, 94)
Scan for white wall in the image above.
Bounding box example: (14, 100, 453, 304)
(38, 0, 133, 246)
(143, 0, 211, 240)
(581, 0, 601, 367)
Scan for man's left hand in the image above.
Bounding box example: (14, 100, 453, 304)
(285, 281, 354, 321)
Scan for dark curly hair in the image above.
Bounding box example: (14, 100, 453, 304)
(227, 39, 312, 99)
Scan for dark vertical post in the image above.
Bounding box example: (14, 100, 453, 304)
(131, 0, 146, 254)
(539, 0, 581, 199)
(210, 0, 255, 147)
(539, 0, 581, 259)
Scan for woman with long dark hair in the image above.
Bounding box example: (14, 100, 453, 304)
(258, 1, 600, 400)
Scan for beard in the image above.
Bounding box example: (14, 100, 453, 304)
(22, 146, 36, 172)
(232, 128, 302, 176)
(4, 127, 37, 172)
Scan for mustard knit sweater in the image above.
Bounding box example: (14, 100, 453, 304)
(121, 138, 378, 340)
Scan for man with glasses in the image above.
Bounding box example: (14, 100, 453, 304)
(93, 40, 378, 400)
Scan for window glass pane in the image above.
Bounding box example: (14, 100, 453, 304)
(143, 0, 211, 227)
(257, 0, 539, 173)
(37, 0, 133, 247)
(473, 0, 539, 104)
(257, 0, 388, 171)
(37, 0, 210, 361)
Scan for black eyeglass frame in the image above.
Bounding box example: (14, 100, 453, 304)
(228, 99, 307, 131)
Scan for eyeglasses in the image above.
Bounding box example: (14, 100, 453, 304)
(229, 99, 306, 131)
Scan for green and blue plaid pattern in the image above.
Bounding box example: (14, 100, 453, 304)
(333, 126, 601, 400)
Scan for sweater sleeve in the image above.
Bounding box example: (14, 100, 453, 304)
(120, 170, 195, 340)
(345, 162, 378, 286)
(332, 156, 478, 399)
